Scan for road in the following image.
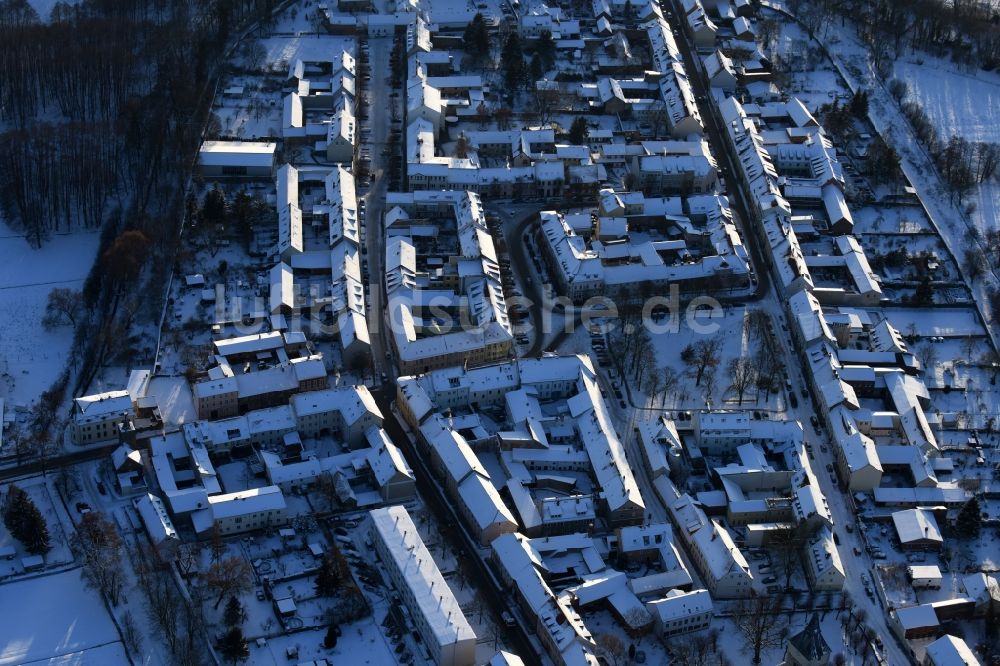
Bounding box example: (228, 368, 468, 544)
(661, 2, 909, 663)
(362, 34, 394, 382)
(0, 443, 118, 482)
(360, 32, 540, 664)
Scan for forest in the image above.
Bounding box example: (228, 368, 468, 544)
(0, 0, 277, 456)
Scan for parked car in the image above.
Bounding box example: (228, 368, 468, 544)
(762, 576, 777, 584)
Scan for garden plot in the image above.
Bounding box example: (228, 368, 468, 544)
(878, 307, 986, 338)
(0, 569, 122, 665)
(246, 621, 397, 666)
(0, 476, 75, 575)
(852, 206, 934, 235)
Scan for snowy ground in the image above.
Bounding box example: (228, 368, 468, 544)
(0, 569, 123, 665)
(0, 222, 100, 407)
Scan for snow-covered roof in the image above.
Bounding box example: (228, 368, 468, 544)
(207, 485, 286, 520)
(198, 141, 276, 168)
(74, 390, 132, 417)
(925, 635, 981, 666)
(892, 508, 943, 545)
(646, 589, 712, 622)
(369, 505, 476, 648)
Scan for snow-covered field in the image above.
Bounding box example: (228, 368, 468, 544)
(892, 55, 1000, 236)
(0, 222, 100, 407)
(893, 56, 1000, 147)
(0, 569, 123, 665)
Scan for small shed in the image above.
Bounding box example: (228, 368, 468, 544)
(274, 596, 297, 617)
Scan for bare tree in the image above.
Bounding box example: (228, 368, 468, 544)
(682, 335, 723, 386)
(206, 556, 253, 609)
(727, 356, 758, 405)
(733, 595, 785, 664)
(176, 542, 201, 576)
(42, 287, 82, 329)
(916, 343, 938, 373)
(121, 610, 143, 657)
(73, 512, 125, 605)
(595, 633, 626, 666)
(660, 366, 679, 404)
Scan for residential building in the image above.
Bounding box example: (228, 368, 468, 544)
(369, 506, 476, 666)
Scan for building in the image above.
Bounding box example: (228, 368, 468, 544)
(134, 493, 180, 558)
(491, 533, 601, 666)
(645, 589, 712, 637)
(909, 565, 944, 590)
(892, 508, 943, 551)
(666, 492, 754, 598)
(783, 614, 831, 666)
(198, 141, 276, 178)
(384, 191, 514, 374)
(368, 506, 476, 666)
(892, 604, 941, 640)
(694, 411, 751, 455)
(191, 486, 288, 536)
(923, 634, 981, 666)
(802, 527, 845, 591)
(72, 390, 134, 445)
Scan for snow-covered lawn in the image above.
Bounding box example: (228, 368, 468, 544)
(893, 56, 1000, 147)
(878, 307, 985, 338)
(891, 55, 1000, 240)
(0, 222, 100, 407)
(0, 569, 122, 665)
(247, 622, 397, 666)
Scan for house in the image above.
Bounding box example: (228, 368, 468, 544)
(134, 493, 180, 558)
(892, 508, 943, 551)
(909, 565, 943, 590)
(72, 390, 133, 445)
(802, 527, 845, 591)
(703, 50, 737, 91)
(892, 604, 940, 640)
(491, 533, 601, 666)
(191, 485, 288, 536)
(369, 506, 476, 666)
(326, 97, 356, 163)
(198, 141, 276, 178)
(645, 589, 712, 637)
(923, 634, 981, 666)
